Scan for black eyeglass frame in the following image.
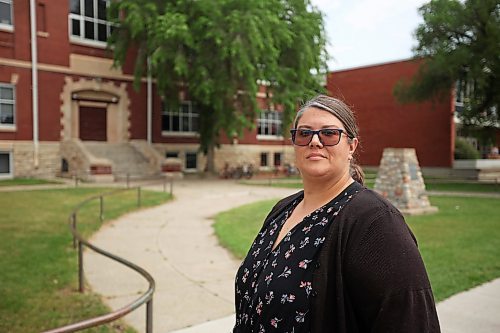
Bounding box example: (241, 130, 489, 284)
(289, 128, 353, 146)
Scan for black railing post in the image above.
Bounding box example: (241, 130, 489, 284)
(137, 187, 142, 207)
(99, 196, 104, 222)
(78, 241, 84, 293)
(72, 213, 77, 249)
(146, 299, 153, 333)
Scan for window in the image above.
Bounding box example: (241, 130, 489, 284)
(166, 151, 179, 158)
(0, 84, 15, 127)
(274, 152, 282, 167)
(69, 0, 113, 44)
(0, 0, 13, 31)
(455, 78, 473, 114)
(257, 110, 283, 137)
(185, 152, 197, 170)
(0, 151, 12, 178)
(260, 152, 268, 167)
(162, 101, 200, 134)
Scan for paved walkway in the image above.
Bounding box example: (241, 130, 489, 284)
(84, 179, 297, 332)
(11, 178, 496, 332)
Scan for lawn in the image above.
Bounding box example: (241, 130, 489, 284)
(0, 187, 171, 333)
(243, 178, 500, 193)
(214, 195, 500, 302)
(0, 177, 62, 186)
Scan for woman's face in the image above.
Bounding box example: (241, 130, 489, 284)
(294, 107, 358, 181)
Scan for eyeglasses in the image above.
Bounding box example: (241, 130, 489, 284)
(290, 128, 351, 146)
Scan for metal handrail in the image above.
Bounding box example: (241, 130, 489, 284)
(42, 186, 162, 333)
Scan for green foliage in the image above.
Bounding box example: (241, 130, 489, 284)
(394, 0, 499, 131)
(454, 136, 481, 159)
(214, 196, 500, 301)
(0, 188, 170, 332)
(107, 0, 328, 166)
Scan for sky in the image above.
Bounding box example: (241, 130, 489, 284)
(310, 0, 429, 71)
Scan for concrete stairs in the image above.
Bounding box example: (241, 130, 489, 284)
(83, 142, 163, 180)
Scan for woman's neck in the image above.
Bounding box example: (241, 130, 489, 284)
(301, 171, 354, 212)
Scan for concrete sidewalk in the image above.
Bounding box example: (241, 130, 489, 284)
(83, 179, 500, 332)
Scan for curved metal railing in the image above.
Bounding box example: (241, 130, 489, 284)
(41, 180, 173, 333)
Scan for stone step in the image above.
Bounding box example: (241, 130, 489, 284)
(83, 142, 159, 178)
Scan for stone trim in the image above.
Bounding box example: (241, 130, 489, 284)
(60, 76, 131, 143)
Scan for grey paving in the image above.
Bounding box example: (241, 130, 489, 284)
(84, 179, 296, 332)
(77, 179, 500, 332)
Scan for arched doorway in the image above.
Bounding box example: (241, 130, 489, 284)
(60, 77, 130, 143)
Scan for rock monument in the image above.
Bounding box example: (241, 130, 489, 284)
(374, 148, 438, 215)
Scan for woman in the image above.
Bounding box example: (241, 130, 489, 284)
(233, 95, 440, 332)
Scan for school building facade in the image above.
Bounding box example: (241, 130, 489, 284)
(0, 1, 463, 181)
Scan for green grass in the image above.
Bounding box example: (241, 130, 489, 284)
(214, 196, 500, 302)
(243, 178, 500, 193)
(0, 177, 62, 186)
(425, 181, 500, 193)
(0, 188, 171, 333)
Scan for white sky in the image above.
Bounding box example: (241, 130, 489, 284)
(311, 0, 429, 71)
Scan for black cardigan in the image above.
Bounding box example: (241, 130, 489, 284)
(262, 185, 440, 333)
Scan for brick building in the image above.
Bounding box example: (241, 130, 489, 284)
(1, 1, 464, 181)
(327, 59, 455, 168)
(0, 0, 292, 180)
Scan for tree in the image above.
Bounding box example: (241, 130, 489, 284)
(107, 0, 327, 172)
(394, 0, 499, 143)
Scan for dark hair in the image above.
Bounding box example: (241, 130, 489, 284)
(294, 95, 365, 185)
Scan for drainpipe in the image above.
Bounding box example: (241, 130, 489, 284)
(147, 57, 152, 144)
(30, 0, 39, 168)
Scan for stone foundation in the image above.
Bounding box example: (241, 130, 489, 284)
(374, 148, 438, 215)
(0, 141, 61, 179)
(153, 143, 295, 172)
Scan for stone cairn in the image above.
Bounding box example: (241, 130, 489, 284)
(374, 148, 438, 215)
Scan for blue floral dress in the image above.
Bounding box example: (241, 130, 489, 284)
(234, 182, 361, 333)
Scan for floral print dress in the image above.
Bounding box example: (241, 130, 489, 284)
(234, 182, 362, 333)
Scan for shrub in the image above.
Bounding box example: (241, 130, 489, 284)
(454, 137, 481, 159)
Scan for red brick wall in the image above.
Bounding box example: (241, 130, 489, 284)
(37, 0, 71, 66)
(128, 82, 148, 140)
(0, 67, 33, 140)
(38, 71, 65, 140)
(327, 59, 454, 167)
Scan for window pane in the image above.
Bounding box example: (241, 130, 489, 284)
(70, 0, 81, 14)
(161, 114, 170, 131)
(97, 0, 107, 20)
(71, 18, 81, 36)
(84, 20, 94, 39)
(181, 116, 190, 131)
(181, 103, 189, 115)
(1, 104, 14, 124)
(0, 153, 10, 174)
(84, 0, 94, 17)
(172, 115, 179, 131)
(260, 152, 268, 167)
(185, 153, 197, 169)
(191, 116, 199, 132)
(97, 23, 107, 41)
(274, 152, 282, 166)
(166, 152, 179, 158)
(0, 3, 11, 25)
(0, 87, 13, 100)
